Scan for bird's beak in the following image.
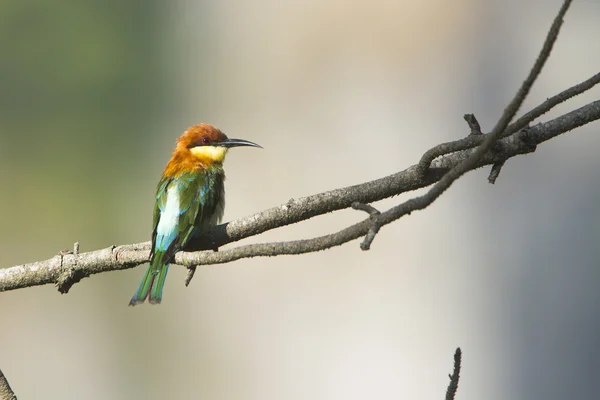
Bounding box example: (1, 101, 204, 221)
(220, 138, 263, 149)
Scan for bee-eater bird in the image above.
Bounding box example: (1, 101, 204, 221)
(129, 124, 261, 306)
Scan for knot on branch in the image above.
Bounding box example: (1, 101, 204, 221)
(518, 127, 537, 152)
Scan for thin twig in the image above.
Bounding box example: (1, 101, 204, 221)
(445, 348, 462, 400)
(491, 0, 572, 136)
(479, 0, 572, 185)
(507, 70, 600, 134)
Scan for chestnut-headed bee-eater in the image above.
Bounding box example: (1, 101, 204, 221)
(129, 124, 261, 306)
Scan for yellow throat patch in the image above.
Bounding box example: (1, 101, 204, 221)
(190, 146, 228, 164)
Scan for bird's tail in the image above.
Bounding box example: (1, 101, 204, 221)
(129, 252, 170, 306)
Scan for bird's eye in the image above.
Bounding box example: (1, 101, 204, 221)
(201, 137, 210, 145)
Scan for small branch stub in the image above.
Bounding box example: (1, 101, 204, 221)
(488, 161, 505, 184)
(351, 202, 382, 250)
(185, 266, 197, 287)
(464, 114, 482, 136)
(462, 113, 506, 184)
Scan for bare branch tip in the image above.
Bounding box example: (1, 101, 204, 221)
(491, 0, 573, 135)
(445, 347, 462, 400)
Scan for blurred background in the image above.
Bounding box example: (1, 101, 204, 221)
(1, 0, 600, 398)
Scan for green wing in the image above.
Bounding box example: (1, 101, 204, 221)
(151, 169, 225, 262)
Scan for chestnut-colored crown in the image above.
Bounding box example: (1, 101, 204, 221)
(176, 124, 228, 149)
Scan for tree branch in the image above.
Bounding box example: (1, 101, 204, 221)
(2, 98, 598, 293)
(0, 0, 596, 296)
(0, 368, 17, 400)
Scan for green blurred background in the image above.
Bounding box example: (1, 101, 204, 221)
(1, 1, 600, 399)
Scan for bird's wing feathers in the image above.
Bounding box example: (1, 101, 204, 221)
(175, 173, 206, 247)
(151, 171, 222, 264)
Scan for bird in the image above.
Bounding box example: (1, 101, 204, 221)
(129, 124, 261, 306)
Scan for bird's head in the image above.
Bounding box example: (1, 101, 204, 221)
(176, 123, 262, 166)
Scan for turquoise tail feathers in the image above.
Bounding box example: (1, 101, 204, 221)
(149, 264, 169, 304)
(129, 252, 170, 306)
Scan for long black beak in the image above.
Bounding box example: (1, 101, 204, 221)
(221, 138, 263, 149)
